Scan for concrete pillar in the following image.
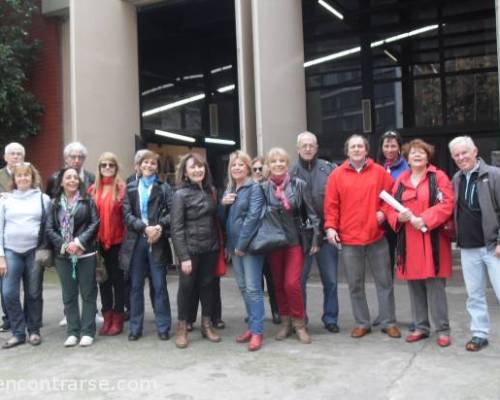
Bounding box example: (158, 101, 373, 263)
(68, 0, 139, 174)
(251, 0, 307, 159)
(235, 0, 257, 157)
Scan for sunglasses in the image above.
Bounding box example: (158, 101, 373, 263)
(100, 162, 116, 169)
(253, 167, 263, 172)
(382, 131, 398, 138)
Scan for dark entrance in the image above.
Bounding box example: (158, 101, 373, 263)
(137, 0, 239, 188)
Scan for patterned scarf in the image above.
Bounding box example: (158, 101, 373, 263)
(269, 173, 291, 210)
(139, 175, 156, 222)
(59, 192, 81, 279)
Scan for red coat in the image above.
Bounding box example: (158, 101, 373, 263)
(324, 158, 393, 245)
(385, 165, 454, 280)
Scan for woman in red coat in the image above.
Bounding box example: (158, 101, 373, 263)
(385, 139, 454, 347)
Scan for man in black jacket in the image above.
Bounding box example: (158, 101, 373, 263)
(46, 142, 95, 198)
(290, 131, 339, 333)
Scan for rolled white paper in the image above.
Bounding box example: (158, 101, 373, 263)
(379, 190, 427, 233)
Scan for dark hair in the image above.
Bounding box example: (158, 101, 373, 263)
(175, 152, 213, 191)
(376, 130, 404, 164)
(344, 134, 369, 156)
(402, 139, 435, 162)
(53, 167, 83, 200)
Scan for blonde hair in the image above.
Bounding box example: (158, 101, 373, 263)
(266, 147, 290, 167)
(227, 150, 252, 190)
(11, 162, 42, 190)
(92, 152, 124, 200)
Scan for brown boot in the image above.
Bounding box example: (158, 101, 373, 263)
(292, 318, 312, 344)
(175, 321, 189, 349)
(275, 316, 292, 341)
(201, 317, 221, 343)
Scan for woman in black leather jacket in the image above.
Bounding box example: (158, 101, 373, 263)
(45, 167, 99, 347)
(263, 147, 320, 344)
(171, 153, 221, 348)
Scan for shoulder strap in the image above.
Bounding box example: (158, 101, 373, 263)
(428, 172, 437, 205)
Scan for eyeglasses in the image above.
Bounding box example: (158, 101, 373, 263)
(7, 152, 24, 157)
(253, 167, 263, 172)
(382, 131, 398, 138)
(69, 154, 85, 160)
(100, 162, 116, 169)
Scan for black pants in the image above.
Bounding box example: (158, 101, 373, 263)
(99, 244, 125, 313)
(177, 251, 217, 321)
(262, 259, 279, 315)
(187, 277, 222, 324)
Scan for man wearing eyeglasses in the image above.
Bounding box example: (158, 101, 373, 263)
(46, 142, 95, 198)
(0, 142, 26, 332)
(290, 131, 339, 333)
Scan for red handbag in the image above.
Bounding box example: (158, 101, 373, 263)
(214, 220, 227, 276)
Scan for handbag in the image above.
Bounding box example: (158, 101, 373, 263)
(95, 251, 108, 284)
(214, 219, 227, 277)
(248, 203, 289, 254)
(35, 193, 54, 268)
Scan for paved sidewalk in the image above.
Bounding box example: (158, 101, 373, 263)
(0, 268, 498, 400)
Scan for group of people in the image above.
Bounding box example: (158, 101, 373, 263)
(0, 131, 498, 353)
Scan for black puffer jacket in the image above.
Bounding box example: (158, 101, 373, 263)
(45, 196, 100, 255)
(119, 179, 173, 272)
(170, 182, 219, 262)
(263, 177, 321, 250)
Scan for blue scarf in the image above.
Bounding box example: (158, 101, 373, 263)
(139, 175, 156, 222)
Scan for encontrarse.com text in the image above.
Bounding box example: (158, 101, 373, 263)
(0, 378, 157, 392)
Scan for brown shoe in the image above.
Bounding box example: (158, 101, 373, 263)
(351, 327, 371, 338)
(175, 321, 189, 349)
(201, 317, 221, 343)
(292, 318, 312, 344)
(275, 316, 292, 341)
(381, 326, 401, 338)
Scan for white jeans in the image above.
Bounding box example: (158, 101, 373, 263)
(460, 247, 500, 339)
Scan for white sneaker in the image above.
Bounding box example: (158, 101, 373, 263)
(59, 316, 67, 327)
(79, 336, 94, 347)
(64, 335, 78, 347)
(95, 314, 104, 324)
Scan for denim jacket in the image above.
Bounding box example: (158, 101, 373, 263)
(223, 179, 265, 254)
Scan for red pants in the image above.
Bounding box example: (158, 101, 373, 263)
(267, 245, 305, 319)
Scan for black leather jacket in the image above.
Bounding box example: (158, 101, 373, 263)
(290, 156, 335, 222)
(263, 177, 321, 249)
(119, 179, 173, 272)
(45, 196, 99, 256)
(170, 182, 219, 262)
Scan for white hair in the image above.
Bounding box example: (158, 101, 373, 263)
(134, 149, 149, 165)
(4, 142, 25, 157)
(296, 131, 318, 147)
(63, 142, 88, 159)
(448, 136, 476, 153)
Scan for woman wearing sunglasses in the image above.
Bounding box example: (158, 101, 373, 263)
(88, 152, 126, 336)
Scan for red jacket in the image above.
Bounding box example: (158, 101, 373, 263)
(384, 165, 454, 280)
(324, 158, 393, 245)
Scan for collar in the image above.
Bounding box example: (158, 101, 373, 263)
(348, 158, 368, 172)
(298, 155, 317, 170)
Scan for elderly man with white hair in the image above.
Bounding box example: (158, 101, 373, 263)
(290, 131, 339, 333)
(0, 142, 26, 333)
(46, 142, 95, 198)
(449, 135, 500, 352)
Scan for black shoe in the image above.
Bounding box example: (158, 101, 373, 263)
(128, 333, 141, 341)
(186, 323, 194, 332)
(325, 323, 340, 333)
(123, 312, 130, 322)
(2, 336, 25, 349)
(158, 332, 170, 341)
(0, 322, 10, 333)
(272, 312, 282, 325)
(213, 319, 226, 329)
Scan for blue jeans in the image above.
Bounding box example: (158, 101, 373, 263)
(129, 236, 171, 335)
(3, 248, 42, 339)
(301, 241, 339, 326)
(461, 247, 500, 339)
(232, 253, 265, 334)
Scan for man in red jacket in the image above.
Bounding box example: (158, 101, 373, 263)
(324, 134, 400, 339)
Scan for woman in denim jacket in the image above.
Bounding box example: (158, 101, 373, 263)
(221, 151, 266, 351)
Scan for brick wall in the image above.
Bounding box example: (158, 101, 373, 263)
(25, 1, 63, 187)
